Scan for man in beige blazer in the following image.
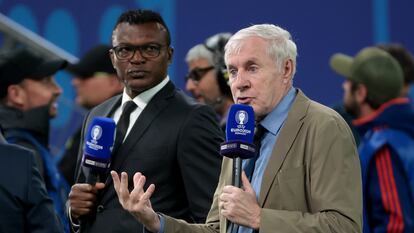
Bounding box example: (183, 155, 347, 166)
(110, 24, 363, 233)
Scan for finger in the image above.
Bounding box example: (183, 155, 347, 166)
(132, 173, 144, 197)
(69, 189, 98, 202)
(119, 172, 130, 202)
(94, 182, 106, 190)
(218, 198, 225, 210)
(130, 174, 146, 203)
(70, 200, 95, 209)
(222, 185, 238, 194)
(72, 183, 94, 192)
(141, 183, 155, 202)
(71, 207, 93, 217)
(241, 171, 254, 193)
(111, 171, 121, 194)
(219, 192, 230, 202)
(133, 172, 142, 189)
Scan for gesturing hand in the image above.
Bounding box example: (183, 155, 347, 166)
(111, 171, 160, 232)
(219, 172, 261, 229)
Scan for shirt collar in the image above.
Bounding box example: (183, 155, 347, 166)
(260, 87, 296, 135)
(120, 76, 170, 110)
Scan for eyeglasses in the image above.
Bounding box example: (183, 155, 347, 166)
(111, 44, 165, 61)
(185, 66, 215, 84)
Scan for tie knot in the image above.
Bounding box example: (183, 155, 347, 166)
(253, 124, 266, 149)
(122, 101, 137, 115)
(254, 124, 266, 140)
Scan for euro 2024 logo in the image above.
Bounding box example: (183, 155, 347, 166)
(235, 110, 248, 125)
(91, 125, 102, 144)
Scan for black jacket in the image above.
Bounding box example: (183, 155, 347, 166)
(75, 81, 223, 233)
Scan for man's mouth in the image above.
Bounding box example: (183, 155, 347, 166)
(127, 70, 148, 78)
(237, 97, 253, 104)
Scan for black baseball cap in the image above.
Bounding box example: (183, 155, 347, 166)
(0, 47, 67, 98)
(66, 44, 116, 78)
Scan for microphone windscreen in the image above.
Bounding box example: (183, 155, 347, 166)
(225, 104, 255, 143)
(82, 117, 116, 172)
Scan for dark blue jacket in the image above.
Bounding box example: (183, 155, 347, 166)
(355, 98, 414, 233)
(0, 132, 62, 233)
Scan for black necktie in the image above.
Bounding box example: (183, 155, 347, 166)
(244, 124, 266, 180)
(112, 101, 137, 155)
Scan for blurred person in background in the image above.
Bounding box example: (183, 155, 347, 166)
(331, 47, 414, 233)
(59, 44, 123, 186)
(185, 33, 233, 129)
(0, 47, 69, 232)
(376, 43, 414, 98)
(333, 43, 414, 146)
(0, 126, 63, 233)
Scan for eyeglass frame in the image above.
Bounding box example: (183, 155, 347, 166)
(110, 43, 167, 61)
(185, 66, 215, 84)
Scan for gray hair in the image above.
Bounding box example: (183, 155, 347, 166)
(224, 24, 297, 77)
(185, 44, 215, 65)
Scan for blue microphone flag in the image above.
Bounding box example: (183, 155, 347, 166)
(82, 117, 116, 172)
(221, 104, 255, 159)
(225, 104, 255, 142)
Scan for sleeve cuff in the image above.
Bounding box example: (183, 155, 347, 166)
(68, 207, 80, 232)
(143, 214, 165, 233)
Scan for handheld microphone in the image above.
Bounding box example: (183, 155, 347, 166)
(81, 117, 116, 185)
(220, 104, 256, 233)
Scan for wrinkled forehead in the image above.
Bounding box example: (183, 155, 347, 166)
(225, 37, 269, 63)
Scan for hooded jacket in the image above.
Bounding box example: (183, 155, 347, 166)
(354, 98, 414, 233)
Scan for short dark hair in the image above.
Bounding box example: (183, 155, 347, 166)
(114, 9, 171, 46)
(376, 43, 414, 85)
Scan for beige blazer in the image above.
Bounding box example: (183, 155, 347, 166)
(163, 90, 363, 233)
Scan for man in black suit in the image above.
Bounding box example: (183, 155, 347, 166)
(0, 128, 62, 233)
(67, 10, 223, 233)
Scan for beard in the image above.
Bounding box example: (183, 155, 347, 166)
(344, 97, 361, 119)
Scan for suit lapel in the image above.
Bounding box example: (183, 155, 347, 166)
(258, 90, 310, 206)
(106, 82, 175, 184)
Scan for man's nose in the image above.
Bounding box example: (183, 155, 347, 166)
(232, 73, 250, 91)
(186, 79, 197, 93)
(130, 49, 146, 63)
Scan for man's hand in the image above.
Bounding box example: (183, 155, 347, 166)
(219, 172, 261, 229)
(111, 171, 160, 232)
(68, 183, 105, 219)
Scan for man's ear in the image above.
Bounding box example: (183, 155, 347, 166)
(282, 59, 294, 83)
(6, 84, 25, 108)
(167, 47, 174, 65)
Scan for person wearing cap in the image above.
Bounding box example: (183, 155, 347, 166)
(0, 47, 70, 232)
(330, 47, 414, 233)
(58, 44, 123, 186)
(185, 33, 234, 130)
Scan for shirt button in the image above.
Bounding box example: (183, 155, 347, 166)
(97, 205, 104, 213)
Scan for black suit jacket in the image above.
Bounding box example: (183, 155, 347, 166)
(74, 81, 223, 233)
(0, 133, 62, 233)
